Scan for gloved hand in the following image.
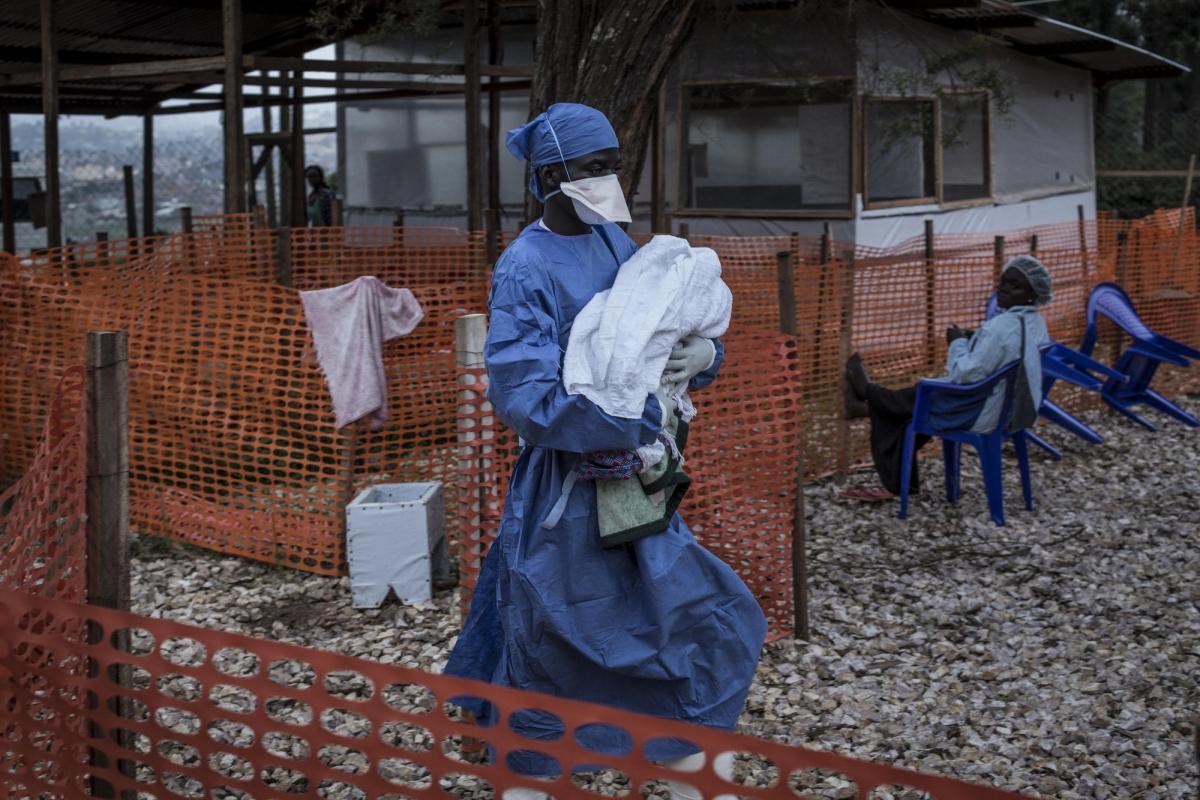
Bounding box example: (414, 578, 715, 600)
(663, 334, 717, 384)
(653, 387, 677, 429)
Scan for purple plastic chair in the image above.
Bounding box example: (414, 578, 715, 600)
(1079, 282, 1200, 430)
(899, 360, 1032, 527)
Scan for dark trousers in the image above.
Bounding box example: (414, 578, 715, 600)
(865, 383, 931, 495)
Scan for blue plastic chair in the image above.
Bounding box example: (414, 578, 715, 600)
(984, 293, 1127, 460)
(1079, 282, 1200, 430)
(898, 360, 1032, 527)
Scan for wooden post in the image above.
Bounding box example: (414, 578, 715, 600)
(331, 198, 344, 227)
(776, 251, 797, 337)
(679, 222, 689, 241)
(41, 0, 62, 249)
(96, 230, 109, 266)
(122, 165, 138, 239)
(812, 221, 833, 382)
(485, 0, 502, 261)
(1170, 153, 1196, 277)
(279, 77, 292, 227)
(276, 226, 292, 286)
(923, 219, 936, 369)
(262, 81, 278, 228)
(1077, 204, 1089, 285)
(464, 0, 483, 232)
(1, 111, 14, 253)
(776, 251, 809, 638)
(340, 422, 359, 533)
(142, 113, 154, 237)
(86, 330, 131, 798)
(180, 205, 193, 233)
(836, 255, 856, 478)
(87, 331, 131, 611)
(222, 0, 246, 213)
(993, 235, 1005, 285)
(651, 82, 667, 233)
(290, 70, 305, 226)
(1030, 234, 1039, 254)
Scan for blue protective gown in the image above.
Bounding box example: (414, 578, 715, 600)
(444, 221, 767, 772)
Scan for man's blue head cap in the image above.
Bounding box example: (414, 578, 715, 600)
(506, 103, 619, 201)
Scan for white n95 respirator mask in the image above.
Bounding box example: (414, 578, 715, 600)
(555, 174, 632, 225)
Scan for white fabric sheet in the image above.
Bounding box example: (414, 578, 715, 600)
(562, 235, 732, 419)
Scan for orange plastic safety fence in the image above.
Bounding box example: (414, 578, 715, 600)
(0, 367, 87, 602)
(456, 333, 804, 641)
(0, 251, 483, 576)
(0, 586, 1032, 800)
(288, 227, 489, 294)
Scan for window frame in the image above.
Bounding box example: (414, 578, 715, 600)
(673, 77, 858, 220)
(860, 94, 942, 211)
(937, 87, 994, 210)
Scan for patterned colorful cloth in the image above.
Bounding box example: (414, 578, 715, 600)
(576, 449, 642, 481)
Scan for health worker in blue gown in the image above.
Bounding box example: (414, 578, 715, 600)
(443, 102, 767, 790)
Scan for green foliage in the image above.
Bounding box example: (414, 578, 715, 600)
(308, 0, 440, 43)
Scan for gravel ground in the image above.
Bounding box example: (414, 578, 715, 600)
(131, 397, 1200, 800)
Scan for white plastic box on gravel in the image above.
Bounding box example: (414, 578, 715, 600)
(345, 482, 449, 607)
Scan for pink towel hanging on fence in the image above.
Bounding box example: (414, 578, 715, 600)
(300, 276, 424, 430)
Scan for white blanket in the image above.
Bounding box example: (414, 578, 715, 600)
(563, 235, 732, 419)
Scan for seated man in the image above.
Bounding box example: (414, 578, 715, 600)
(842, 255, 1053, 502)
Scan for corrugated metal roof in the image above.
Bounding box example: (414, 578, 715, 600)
(903, 0, 1189, 80)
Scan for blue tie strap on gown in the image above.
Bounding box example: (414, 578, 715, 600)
(443, 221, 767, 774)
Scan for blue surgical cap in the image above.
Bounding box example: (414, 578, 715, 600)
(505, 103, 619, 201)
(1004, 255, 1054, 306)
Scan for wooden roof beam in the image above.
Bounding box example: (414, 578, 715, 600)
(939, 15, 1037, 30)
(249, 55, 533, 78)
(1018, 40, 1118, 57)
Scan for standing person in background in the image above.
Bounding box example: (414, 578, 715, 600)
(305, 165, 335, 227)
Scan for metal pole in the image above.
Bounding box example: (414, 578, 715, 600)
(222, 0, 246, 213)
(41, 0, 62, 248)
(0, 112, 14, 252)
(464, 0, 483, 232)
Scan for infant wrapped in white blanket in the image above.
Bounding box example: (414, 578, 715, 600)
(563, 234, 732, 421)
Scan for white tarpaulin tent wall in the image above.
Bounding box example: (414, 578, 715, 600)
(336, 4, 1172, 246)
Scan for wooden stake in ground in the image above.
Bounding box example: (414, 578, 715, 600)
(87, 330, 131, 612)
(776, 250, 810, 640)
(1170, 153, 1196, 278)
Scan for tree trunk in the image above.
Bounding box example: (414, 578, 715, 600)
(524, 0, 702, 223)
